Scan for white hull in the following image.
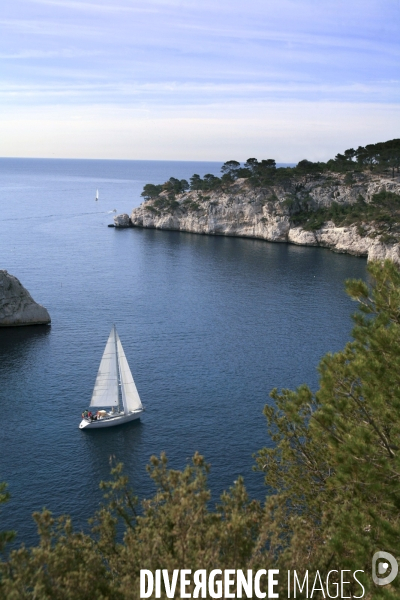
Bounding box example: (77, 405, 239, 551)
(80, 326, 144, 430)
(79, 409, 143, 429)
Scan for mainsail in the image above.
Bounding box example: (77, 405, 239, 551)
(90, 327, 119, 407)
(117, 334, 143, 413)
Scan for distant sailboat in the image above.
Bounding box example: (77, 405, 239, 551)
(79, 325, 144, 429)
(95, 189, 99, 201)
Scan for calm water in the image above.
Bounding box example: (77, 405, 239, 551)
(0, 158, 367, 547)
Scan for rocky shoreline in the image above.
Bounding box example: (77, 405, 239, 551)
(114, 172, 400, 263)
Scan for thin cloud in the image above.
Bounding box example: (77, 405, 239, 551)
(0, 49, 102, 59)
(174, 22, 399, 55)
(28, 0, 159, 14)
(0, 80, 397, 103)
(0, 19, 100, 37)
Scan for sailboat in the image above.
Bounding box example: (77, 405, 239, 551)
(95, 189, 99, 201)
(79, 325, 144, 429)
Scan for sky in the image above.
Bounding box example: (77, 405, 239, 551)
(0, 0, 399, 161)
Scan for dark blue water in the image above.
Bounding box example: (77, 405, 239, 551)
(0, 158, 367, 547)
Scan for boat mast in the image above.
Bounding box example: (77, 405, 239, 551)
(114, 324, 121, 413)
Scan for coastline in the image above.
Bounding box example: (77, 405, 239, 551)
(115, 173, 400, 263)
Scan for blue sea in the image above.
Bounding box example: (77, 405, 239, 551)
(0, 158, 367, 547)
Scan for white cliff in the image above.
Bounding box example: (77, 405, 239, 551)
(0, 270, 51, 326)
(114, 213, 131, 227)
(116, 172, 400, 263)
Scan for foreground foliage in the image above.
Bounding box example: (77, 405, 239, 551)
(1, 261, 400, 598)
(256, 259, 400, 597)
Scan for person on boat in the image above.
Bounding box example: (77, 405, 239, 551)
(83, 410, 88, 419)
(88, 411, 93, 420)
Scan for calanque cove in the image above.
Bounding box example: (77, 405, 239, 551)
(114, 139, 400, 264)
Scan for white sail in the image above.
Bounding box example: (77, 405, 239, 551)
(90, 327, 119, 407)
(95, 189, 99, 200)
(116, 334, 143, 413)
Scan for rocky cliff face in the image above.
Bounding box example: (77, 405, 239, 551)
(0, 271, 51, 326)
(116, 172, 400, 263)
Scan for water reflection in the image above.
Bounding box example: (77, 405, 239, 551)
(0, 325, 50, 360)
(0, 325, 51, 398)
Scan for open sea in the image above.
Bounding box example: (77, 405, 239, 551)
(0, 158, 367, 547)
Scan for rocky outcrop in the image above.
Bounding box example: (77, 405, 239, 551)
(287, 223, 400, 262)
(115, 173, 400, 263)
(113, 213, 131, 228)
(0, 271, 51, 326)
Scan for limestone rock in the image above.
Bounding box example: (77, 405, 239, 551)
(121, 173, 400, 264)
(114, 213, 131, 228)
(0, 271, 51, 326)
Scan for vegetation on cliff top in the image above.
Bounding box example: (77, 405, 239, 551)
(2, 261, 400, 598)
(140, 138, 400, 202)
(139, 139, 400, 243)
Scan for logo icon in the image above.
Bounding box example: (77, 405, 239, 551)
(372, 551, 398, 586)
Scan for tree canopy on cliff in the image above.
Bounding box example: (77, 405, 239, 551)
(2, 261, 400, 598)
(140, 138, 400, 203)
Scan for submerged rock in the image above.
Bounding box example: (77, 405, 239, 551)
(0, 271, 51, 326)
